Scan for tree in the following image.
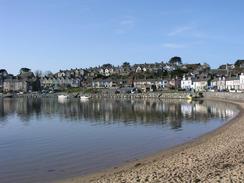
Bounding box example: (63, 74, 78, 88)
(202, 63, 210, 71)
(169, 56, 182, 66)
(122, 62, 131, 72)
(102, 63, 113, 68)
(234, 60, 244, 67)
(34, 70, 43, 78)
(44, 71, 53, 77)
(122, 62, 130, 68)
(20, 68, 31, 74)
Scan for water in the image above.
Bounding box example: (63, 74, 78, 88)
(0, 98, 238, 183)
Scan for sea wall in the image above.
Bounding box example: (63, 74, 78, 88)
(91, 92, 191, 99)
(204, 92, 244, 101)
(3, 91, 244, 100)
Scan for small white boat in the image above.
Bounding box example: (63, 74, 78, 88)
(80, 96, 90, 100)
(58, 95, 68, 99)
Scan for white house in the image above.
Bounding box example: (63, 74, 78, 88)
(133, 79, 166, 92)
(226, 77, 240, 90)
(217, 77, 226, 91)
(92, 79, 114, 88)
(181, 75, 192, 90)
(135, 66, 147, 73)
(210, 78, 218, 90)
(99, 68, 114, 76)
(192, 79, 208, 92)
(240, 73, 244, 90)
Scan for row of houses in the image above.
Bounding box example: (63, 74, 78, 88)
(91, 77, 181, 92)
(180, 74, 244, 91)
(40, 77, 82, 90)
(210, 75, 244, 90)
(2, 73, 244, 93)
(56, 68, 85, 78)
(88, 62, 208, 77)
(91, 74, 244, 92)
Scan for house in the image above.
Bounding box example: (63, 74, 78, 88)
(92, 79, 115, 88)
(57, 70, 66, 78)
(135, 66, 147, 73)
(133, 80, 155, 92)
(71, 78, 81, 87)
(133, 79, 166, 92)
(226, 77, 240, 90)
(104, 68, 113, 76)
(181, 75, 192, 90)
(163, 64, 175, 72)
(0, 76, 4, 92)
(99, 68, 114, 76)
(40, 76, 81, 90)
(135, 66, 142, 73)
(3, 78, 28, 92)
(169, 78, 181, 89)
(216, 77, 226, 91)
(74, 68, 85, 78)
(40, 76, 53, 89)
(240, 73, 244, 90)
(0, 69, 8, 92)
(192, 79, 209, 92)
(210, 78, 218, 90)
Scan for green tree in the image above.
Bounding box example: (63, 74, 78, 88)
(20, 68, 31, 74)
(102, 63, 113, 68)
(234, 60, 244, 67)
(34, 70, 43, 78)
(169, 56, 182, 65)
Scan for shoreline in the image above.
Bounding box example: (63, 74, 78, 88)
(55, 97, 244, 183)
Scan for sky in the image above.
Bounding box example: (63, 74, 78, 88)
(0, 0, 244, 74)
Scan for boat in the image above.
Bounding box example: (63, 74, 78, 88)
(4, 93, 13, 98)
(186, 92, 204, 100)
(58, 95, 68, 99)
(186, 94, 193, 100)
(80, 96, 90, 100)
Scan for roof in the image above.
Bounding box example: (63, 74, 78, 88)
(226, 77, 239, 81)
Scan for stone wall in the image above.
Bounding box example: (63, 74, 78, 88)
(91, 92, 191, 99)
(204, 92, 244, 101)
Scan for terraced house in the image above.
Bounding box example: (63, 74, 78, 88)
(133, 79, 168, 92)
(40, 76, 81, 90)
(3, 78, 28, 92)
(0, 69, 8, 92)
(3, 68, 40, 93)
(192, 78, 209, 92)
(226, 77, 240, 90)
(181, 75, 193, 90)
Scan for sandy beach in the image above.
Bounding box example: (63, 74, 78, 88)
(56, 98, 244, 183)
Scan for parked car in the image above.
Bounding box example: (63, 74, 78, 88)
(229, 89, 236, 93)
(17, 91, 24, 95)
(236, 90, 243, 93)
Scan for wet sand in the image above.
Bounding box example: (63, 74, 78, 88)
(56, 98, 244, 183)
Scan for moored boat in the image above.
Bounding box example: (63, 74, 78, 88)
(80, 96, 90, 100)
(58, 95, 68, 99)
(4, 93, 13, 98)
(186, 95, 193, 100)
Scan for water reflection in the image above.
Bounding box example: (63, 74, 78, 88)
(0, 98, 237, 129)
(0, 98, 239, 183)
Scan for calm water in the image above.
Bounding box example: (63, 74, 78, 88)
(0, 98, 238, 183)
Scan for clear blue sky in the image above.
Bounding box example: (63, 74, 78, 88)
(1, 0, 244, 74)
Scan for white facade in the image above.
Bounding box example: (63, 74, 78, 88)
(240, 73, 244, 90)
(192, 80, 208, 91)
(226, 77, 240, 90)
(181, 76, 192, 90)
(217, 77, 226, 91)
